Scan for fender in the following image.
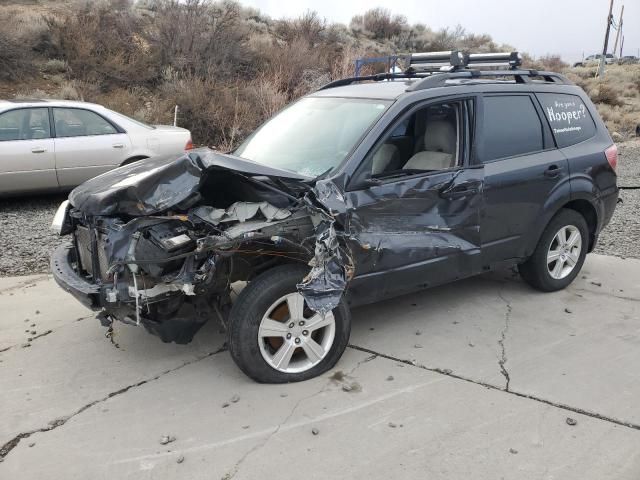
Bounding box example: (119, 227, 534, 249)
(520, 177, 572, 258)
(569, 173, 607, 231)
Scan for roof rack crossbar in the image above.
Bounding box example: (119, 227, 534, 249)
(408, 51, 522, 72)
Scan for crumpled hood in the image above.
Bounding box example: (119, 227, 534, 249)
(69, 148, 309, 217)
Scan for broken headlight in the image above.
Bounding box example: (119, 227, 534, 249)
(50, 200, 72, 236)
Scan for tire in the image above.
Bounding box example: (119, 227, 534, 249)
(228, 264, 351, 383)
(519, 208, 589, 292)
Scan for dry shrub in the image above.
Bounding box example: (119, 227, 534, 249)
(0, 36, 33, 80)
(273, 11, 326, 47)
(158, 75, 249, 149)
(150, 0, 253, 79)
(0, 5, 44, 80)
(350, 8, 407, 40)
(46, 1, 158, 88)
(590, 82, 624, 107)
(257, 38, 328, 97)
(96, 87, 152, 118)
(523, 54, 568, 72)
(248, 74, 288, 119)
(42, 58, 67, 74)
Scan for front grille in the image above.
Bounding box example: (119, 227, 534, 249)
(75, 226, 110, 282)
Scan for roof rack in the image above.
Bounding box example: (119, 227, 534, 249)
(406, 69, 572, 91)
(317, 50, 573, 91)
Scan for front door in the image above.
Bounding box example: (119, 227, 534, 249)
(0, 107, 58, 194)
(52, 107, 131, 188)
(342, 98, 484, 304)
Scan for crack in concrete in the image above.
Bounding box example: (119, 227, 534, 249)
(497, 290, 512, 392)
(0, 346, 227, 460)
(223, 354, 375, 479)
(347, 344, 640, 432)
(0, 315, 94, 354)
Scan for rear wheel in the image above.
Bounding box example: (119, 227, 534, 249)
(519, 209, 588, 292)
(228, 264, 350, 383)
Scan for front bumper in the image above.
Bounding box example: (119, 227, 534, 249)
(51, 242, 214, 344)
(51, 243, 101, 310)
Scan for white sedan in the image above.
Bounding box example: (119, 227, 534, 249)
(0, 99, 192, 196)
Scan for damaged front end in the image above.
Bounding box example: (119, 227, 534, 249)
(51, 149, 351, 344)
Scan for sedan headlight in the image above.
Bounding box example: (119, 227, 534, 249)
(51, 200, 71, 235)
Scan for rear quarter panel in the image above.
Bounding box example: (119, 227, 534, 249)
(559, 90, 618, 234)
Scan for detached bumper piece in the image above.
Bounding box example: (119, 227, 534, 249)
(51, 243, 101, 309)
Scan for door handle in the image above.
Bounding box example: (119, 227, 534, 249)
(439, 182, 481, 199)
(112, 143, 124, 149)
(31, 147, 46, 153)
(544, 165, 561, 178)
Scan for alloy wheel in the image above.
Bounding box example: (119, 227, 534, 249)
(257, 293, 336, 373)
(547, 225, 582, 280)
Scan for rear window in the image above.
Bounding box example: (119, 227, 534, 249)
(482, 95, 544, 162)
(537, 93, 596, 147)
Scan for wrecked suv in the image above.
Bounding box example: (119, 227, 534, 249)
(51, 52, 619, 383)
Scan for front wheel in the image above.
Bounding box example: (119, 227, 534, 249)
(519, 209, 589, 292)
(228, 264, 351, 383)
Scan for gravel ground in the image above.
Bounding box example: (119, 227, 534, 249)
(1, 141, 639, 277)
(0, 193, 67, 276)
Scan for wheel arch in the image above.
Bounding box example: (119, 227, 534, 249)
(562, 199, 598, 252)
(523, 191, 599, 259)
(121, 155, 149, 166)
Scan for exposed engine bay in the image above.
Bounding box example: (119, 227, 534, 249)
(54, 149, 352, 344)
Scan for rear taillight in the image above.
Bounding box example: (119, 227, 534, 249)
(605, 144, 618, 171)
(185, 138, 194, 151)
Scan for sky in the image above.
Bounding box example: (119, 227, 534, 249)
(241, 0, 639, 62)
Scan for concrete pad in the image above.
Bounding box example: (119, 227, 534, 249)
(0, 274, 90, 351)
(351, 254, 640, 424)
(2, 350, 639, 479)
(1, 253, 639, 478)
(0, 300, 225, 441)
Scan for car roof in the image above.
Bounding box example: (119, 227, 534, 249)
(310, 80, 414, 100)
(0, 99, 106, 111)
(309, 73, 573, 101)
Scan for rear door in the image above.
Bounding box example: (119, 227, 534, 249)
(477, 93, 568, 264)
(0, 107, 58, 194)
(53, 107, 131, 188)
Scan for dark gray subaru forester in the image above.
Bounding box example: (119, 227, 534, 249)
(51, 52, 618, 383)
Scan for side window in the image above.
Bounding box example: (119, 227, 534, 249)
(0, 108, 51, 141)
(482, 95, 543, 162)
(367, 101, 461, 177)
(53, 108, 118, 138)
(537, 93, 596, 147)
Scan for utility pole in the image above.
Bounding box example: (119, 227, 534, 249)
(612, 4, 624, 59)
(619, 35, 624, 58)
(598, 0, 614, 77)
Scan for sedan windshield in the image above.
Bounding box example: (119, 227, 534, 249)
(235, 97, 390, 177)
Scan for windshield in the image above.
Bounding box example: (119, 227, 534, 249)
(234, 97, 390, 177)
